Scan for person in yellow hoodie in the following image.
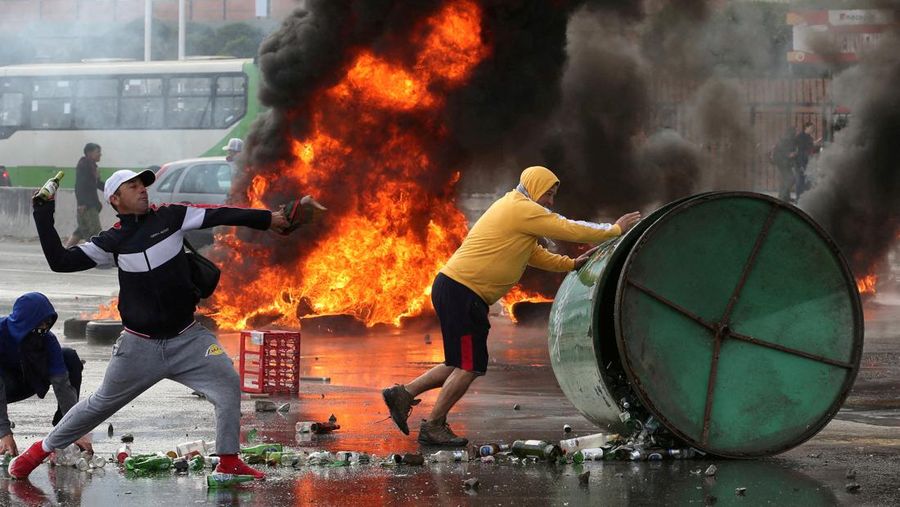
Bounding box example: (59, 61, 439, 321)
(383, 166, 641, 446)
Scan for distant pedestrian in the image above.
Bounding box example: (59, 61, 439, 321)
(1, 293, 89, 458)
(65, 143, 104, 248)
(771, 128, 797, 202)
(793, 122, 820, 200)
(382, 166, 641, 446)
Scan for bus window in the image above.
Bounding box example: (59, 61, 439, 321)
(75, 78, 119, 129)
(32, 80, 74, 129)
(214, 75, 246, 128)
(0, 93, 24, 126)
(167, 77, 212, 128)
(121, 78, 163, 128)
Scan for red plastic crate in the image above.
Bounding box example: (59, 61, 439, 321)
(239, 330, 301, 394)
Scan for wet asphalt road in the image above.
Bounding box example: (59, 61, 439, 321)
(1, 238, 899, 506)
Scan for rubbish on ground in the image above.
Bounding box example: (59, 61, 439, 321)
(424, 333, 431, 344)
(176, 440, 208, 457)
(511, 440, 561, 461)
(705, 465, 718, 477)
(241, 444, 283, 456)
(125, 455, 173, 474)
(563, 424, 572, 433)
(808, 453, 821, 458)
(300, 376, 331, 383)
(307, 451, 334, 465)
(572, 448, 604, 463)
(559, 432, 616, 455)
(845, 483, 861, 493)
(430, 450, 469, 463)
(296, 421, 315, 433)
(335, 451, 370, 464)
(512, 404, 520, 410)
(255, 400, 278, 412)
(311, 415, 341, 434)
(277, 403, 290, 413)
(735, 487, 747, 496)
(266, 452, 305, 467)
(578, 470, 590, 486)
(108, 423, 114, 438)
(480, 456, 495, 464)
(207, 473, 254, 488)
(121, 434, 134, 443)
(173, 458, 189, 473)
(392, 453, 424, 466)
(191, 391, 207, 399)
(472, 443, 509, 458)
(165, 451, 178, 459)
(846, 469, 856, 480)
(247, 428, 259, 442)
(463, 478, 480, 490)
(116, 445, 132, 464)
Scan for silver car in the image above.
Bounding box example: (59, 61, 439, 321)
(149, 156, 235, 246)
(149, 156, 234, 206)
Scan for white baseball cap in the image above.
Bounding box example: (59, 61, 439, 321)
(104, 169, 155, 203)
(222, 138, 244, 153)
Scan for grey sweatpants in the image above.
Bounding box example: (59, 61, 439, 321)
(44, 324, 241, 454)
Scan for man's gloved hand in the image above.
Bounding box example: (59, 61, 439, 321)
(279, 195, 327, 235)
(0, 433, 18, 456)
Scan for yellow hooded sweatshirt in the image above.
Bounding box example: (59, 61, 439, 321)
(440, 166, 622, 305)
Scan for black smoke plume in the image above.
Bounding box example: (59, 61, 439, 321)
(800, 32, 900, 277)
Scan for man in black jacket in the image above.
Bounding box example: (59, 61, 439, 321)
(10, 169, 303, 481)
(65, 143, 105, 248)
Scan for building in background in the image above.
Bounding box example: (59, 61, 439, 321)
(787, 8, 899, 65)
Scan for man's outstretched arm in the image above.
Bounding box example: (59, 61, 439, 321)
(33, 200, 105, 272)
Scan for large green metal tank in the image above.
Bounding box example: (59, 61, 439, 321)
(548, 192, 863, 458)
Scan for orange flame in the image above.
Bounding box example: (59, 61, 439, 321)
(211, 1, 489, 330)
(500, 285, 554, 323)
(82, 297, 120, 320)
(856, 274, 877, 295)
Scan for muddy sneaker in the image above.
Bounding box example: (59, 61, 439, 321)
(417, 419, 469, 447)
(8, 440, 50, 480)
(382, 384, 420, 435)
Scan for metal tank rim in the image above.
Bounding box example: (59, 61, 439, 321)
(613, 191, 864, 458)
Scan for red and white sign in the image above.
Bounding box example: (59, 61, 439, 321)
(787, 9, 897, 64)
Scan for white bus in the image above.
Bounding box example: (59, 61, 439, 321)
(0, 58, 260, 187)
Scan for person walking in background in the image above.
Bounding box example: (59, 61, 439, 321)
(793, 122, 821, 201)
(382, 166, 641, 446)
(65, 143, 105, 248)
(771, 128, 797, 202)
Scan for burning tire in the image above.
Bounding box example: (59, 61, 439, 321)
(85, 320, 124, 345)
(63, 318, 90, 339)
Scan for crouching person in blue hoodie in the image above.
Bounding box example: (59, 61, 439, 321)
(0, 292, 85, 457)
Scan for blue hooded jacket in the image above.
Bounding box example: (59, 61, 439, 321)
(0, 292, 65, 398)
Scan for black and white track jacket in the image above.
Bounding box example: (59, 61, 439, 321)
(33, 200, 271, 339)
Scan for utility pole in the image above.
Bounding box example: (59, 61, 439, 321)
(178, 0, 186, 60)
(144, 0, 152, 61)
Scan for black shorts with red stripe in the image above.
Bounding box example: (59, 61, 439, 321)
(431, 273, 491, 375)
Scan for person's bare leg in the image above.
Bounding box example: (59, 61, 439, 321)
(405, 364, 454, 398)
(428, 368, 478, 422)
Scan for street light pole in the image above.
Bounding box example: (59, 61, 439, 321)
(178, 0, 186, 60)
(144, 0, 152, 62)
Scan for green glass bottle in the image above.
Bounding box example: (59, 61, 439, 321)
(511, 440, 562, 461)
(125, 455, 173, 473)
(207, 473, 255, 488)
(240, 443, 283, 456)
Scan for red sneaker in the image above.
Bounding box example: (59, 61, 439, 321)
(8, 441, 50, 480)
(215, 455, 265, 480)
